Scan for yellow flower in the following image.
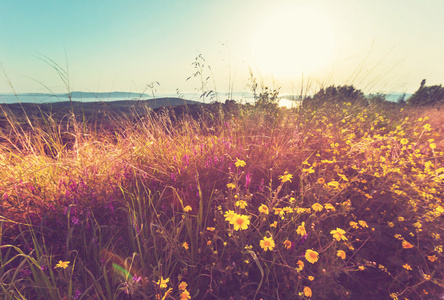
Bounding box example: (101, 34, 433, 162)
(324, 203, 335, 211)
(317, 178, 325, 184)
(337, 250, 346, 259)
(283, 239, 292, 250)
(400, 138, 409, 145)
(398, 216, 404, 222)
(308, 276, 314, 281)
(387, 221, 395, 227)
(305, 249, 319, 264)
(274, 207, 285, 217)
(183, 205, 192, 212)
(258, 204, 269, 214)
(428, 255, 438, 262)
(224, 210, 236, 223)
(297, 260, 304, 270)
(235, 158, 246, 167)
(330, 228, 348, 241)
(430, 143, 436, 150)
(180, 290, 191, 300)
(358, 220, 368, 228)
(349, 221, 359, 229)
(260, 236, 275, 251)
(55, 260, 70, 269)
(235, 200, 248, 209)
(178, 281, 188, 291)
(358, 266, 365, 270)
(226, 183, 236, 189)
(327, 181, 339, 189)
(232, 214, 250, 231)
(402, 240, 414, 249)
(156, 276, 170, 289)
(402, 264, 412, 270)
(279, 172, 293, 183)
(206, 227, 215, 232)
(283, 206, 293, 213)
(270, 221, 277, 228)
(296, 222, 307, 236)
(303, 286, 312, 298)
(182, 242, 189, 250)
(413, 221, 422, 229)
(311, 203, 323, 212)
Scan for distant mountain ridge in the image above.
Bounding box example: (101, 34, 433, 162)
(12, 91, 149, 99)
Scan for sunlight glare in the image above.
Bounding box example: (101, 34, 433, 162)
(250, 3, 336, 78)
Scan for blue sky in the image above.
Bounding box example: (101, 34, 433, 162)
(1, 0, 443, 96)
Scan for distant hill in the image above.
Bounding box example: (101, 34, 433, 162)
(0, 97, 202, 126)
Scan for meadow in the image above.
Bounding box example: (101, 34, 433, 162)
(0, 91, 443, 299)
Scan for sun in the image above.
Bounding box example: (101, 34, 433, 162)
(250, 3, 336, 78)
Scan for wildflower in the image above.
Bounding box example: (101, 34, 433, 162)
(402, 240, 414, 249)
(180, 290, 191, 300)
(283, 206, 293, 213)
(274, 207, 285, 217)
(156, 276, 169, 289)
(206, 227, 215, 232)
(279, 172, 293, 183)
(324, 203, 335, 211)
(224, 210, 236, 223)
(311, 203, 323, 212)
(358, 220, 368, 228)
(235, 200, 248, 209)
(283, 239, 292, 250)
(303, 286, 312, 298)
(183, 206, 192, 212)
(422, 273, 431, 281)
(270, 221, 277, 228)
(350, 221, 359, 229)
(398, 216, 404, 222)
(207, 240, 211, 245)
(232, 214, 250, 231)
(330, 228, 348, 241)
(55, 260, 70, 269)
(182, 242, 189, 250)
(388, 222, 395, 227)
(400, 138, 409, 145)
(178, 281, 188, 291)
(317, 178, 325, 184)
(403, 264, 412, 270)
(297, 260, 304, 270)
(337, 250, 346, 259)
(258, 204, 269, 214)
(428, 255, 438, 262)
(413, 221, 422, 229)
(305, 249, 319, 264)
(226, 183, 236, 189)
(327, 181, 339, 189)
(308, 276, 314, 281)
(358, 266, 365, 270)
(430, 143, 437, 150)
(260, 236, 276, 251)
(296, 222, 307, 236)
(235, 158, 246, 167)
(434, 245, 443, 253)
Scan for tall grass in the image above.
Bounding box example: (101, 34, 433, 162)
(0, 94, 443, 299)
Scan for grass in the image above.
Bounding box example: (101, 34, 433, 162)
(0, 95, 443, 299)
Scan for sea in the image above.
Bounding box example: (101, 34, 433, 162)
(0, 91, 408, 108)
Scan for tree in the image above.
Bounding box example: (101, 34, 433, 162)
(303, 85, 366, 108)
(407, 82, 444, 106)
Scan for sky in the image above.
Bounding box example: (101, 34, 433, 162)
(0, 0, 443, 97)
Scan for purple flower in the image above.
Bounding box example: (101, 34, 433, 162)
(245, 173, 252, 188)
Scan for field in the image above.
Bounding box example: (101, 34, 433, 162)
(0, 96, 443, 299)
